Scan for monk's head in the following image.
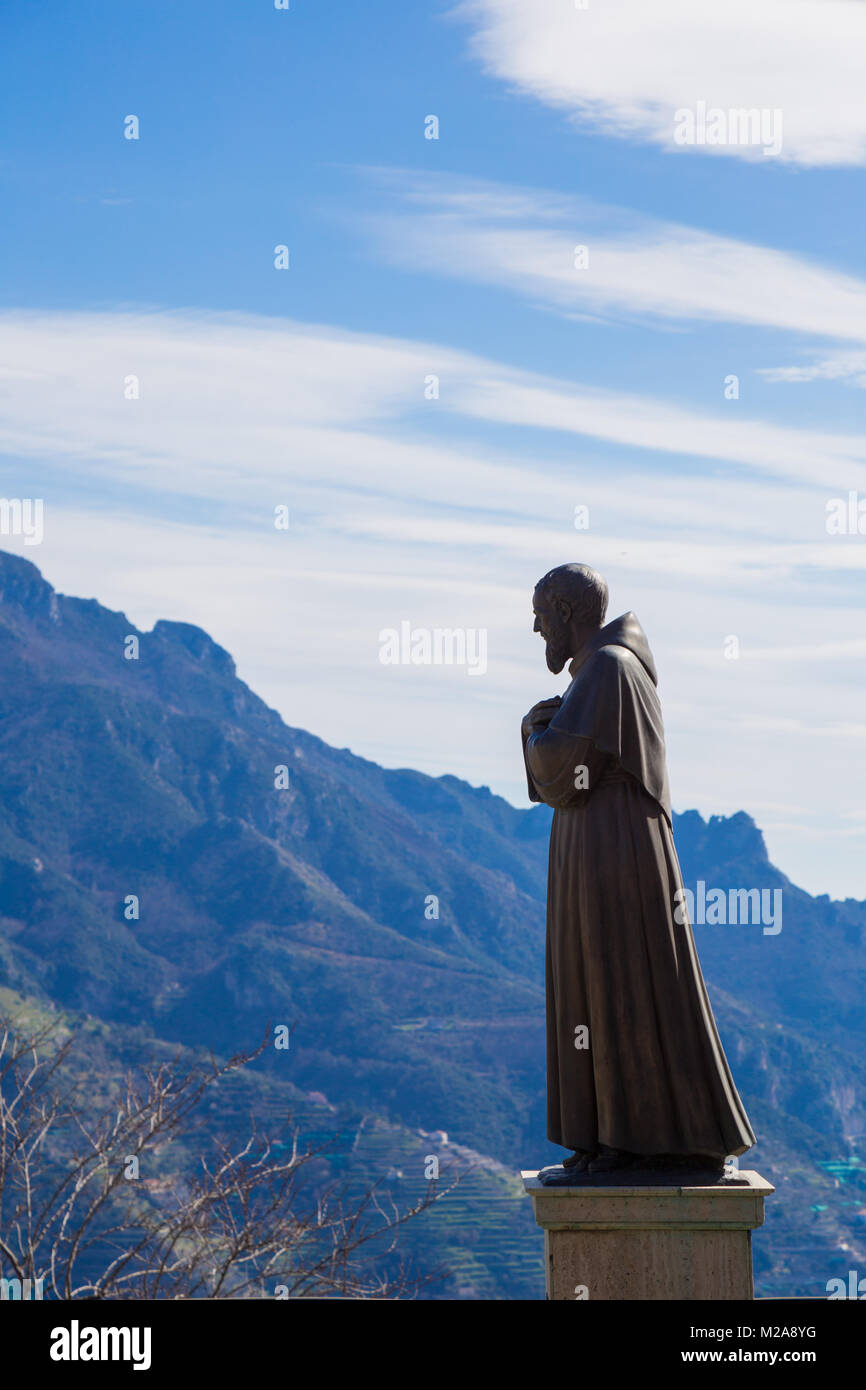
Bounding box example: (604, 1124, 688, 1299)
(533, 564, 608, 674)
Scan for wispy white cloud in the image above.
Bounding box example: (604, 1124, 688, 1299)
(3, 309, 866, 502)
(760, 350, 866, 387)
(457, 0, 866, 167)
(367, 170, 866, 342)
(1, 307, 864, 897)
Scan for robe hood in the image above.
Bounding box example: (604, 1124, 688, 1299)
(545, 610, 671, 820)
(568, 612, 658, 686)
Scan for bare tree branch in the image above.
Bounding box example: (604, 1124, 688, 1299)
(0, 1013, 456, 1300)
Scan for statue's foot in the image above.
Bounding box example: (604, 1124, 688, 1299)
(539, 1147, 634, 1184)
(537, 1149, 593, 1180)
(538, 1163, 593, 1186)
(562, 1148, 591, 1169)
(538, 1147, 733, 1186)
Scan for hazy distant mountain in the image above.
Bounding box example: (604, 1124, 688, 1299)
(0, 549, 863, 1297)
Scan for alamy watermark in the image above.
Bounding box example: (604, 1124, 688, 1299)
(50, 1321, 151, 1370)
(826, 491, 866, 535)
(0, 498, 43, 545)
(1, 1276, 45, 1300)
(827, 1270, 866, 1299)
(675, 881, 782, 936)
(674, 102, 783, 158)
(379, 621, 487, 676)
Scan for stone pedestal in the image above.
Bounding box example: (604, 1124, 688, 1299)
(522, 1169, 773, 1300)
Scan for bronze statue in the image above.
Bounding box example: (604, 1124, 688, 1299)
(522, 564, 755, 1184)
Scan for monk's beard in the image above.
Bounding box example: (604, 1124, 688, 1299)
(545, 635, 570, 674)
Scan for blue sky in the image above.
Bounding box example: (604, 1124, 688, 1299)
(2, 0, 866, 895)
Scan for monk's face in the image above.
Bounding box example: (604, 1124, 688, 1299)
(533, 589, 571, 675)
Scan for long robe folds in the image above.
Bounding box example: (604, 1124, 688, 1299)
(523, 613, 755, 1159)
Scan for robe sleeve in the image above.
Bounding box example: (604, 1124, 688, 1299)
(522, 722, 613, 810)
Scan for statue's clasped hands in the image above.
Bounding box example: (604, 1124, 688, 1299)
(521, 695, 562, 739)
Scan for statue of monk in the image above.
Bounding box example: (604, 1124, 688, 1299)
(522, 563, 755, 1184)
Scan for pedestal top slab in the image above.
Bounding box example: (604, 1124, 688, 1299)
(522, 1169, 773, 1198)
(522, 1169, 773, 1231)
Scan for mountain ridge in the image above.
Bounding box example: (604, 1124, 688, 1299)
(0, 547, 864, 1297)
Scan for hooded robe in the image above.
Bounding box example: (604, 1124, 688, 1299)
(522, 612, 755, 1159)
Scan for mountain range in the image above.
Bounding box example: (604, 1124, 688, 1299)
(0, 548, 864, 1298)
